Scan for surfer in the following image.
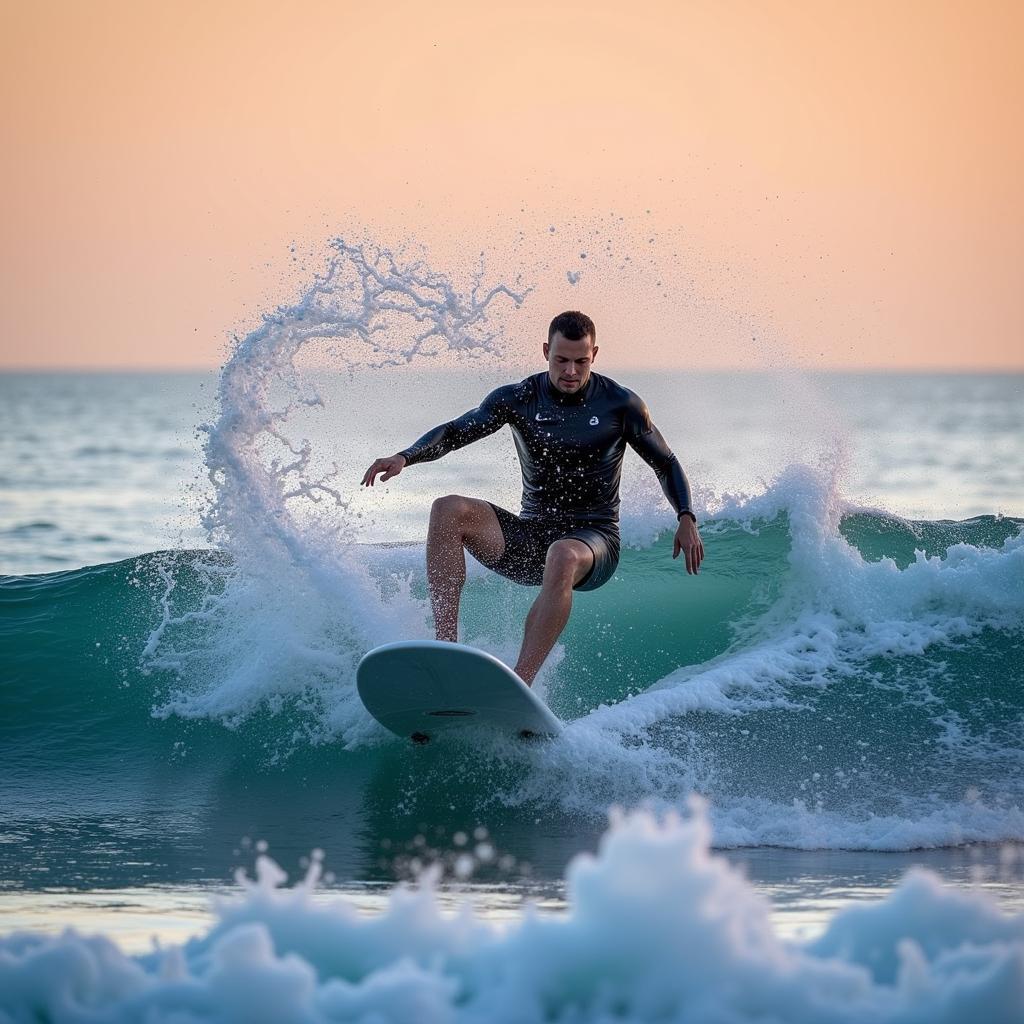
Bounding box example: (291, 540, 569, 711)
(361, 311, 703, 685)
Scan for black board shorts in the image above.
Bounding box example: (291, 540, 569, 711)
(481, 503, 620, 592)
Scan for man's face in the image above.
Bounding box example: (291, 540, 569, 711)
(543, 332, 598, 394)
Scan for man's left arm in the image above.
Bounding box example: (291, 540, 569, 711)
(625, 397, 704, 575)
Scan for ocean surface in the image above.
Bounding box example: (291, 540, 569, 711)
(2, 244, 1023, 1021)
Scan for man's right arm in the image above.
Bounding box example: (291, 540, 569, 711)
(361, 388, 510, 487)
(396, 387, 511, 466)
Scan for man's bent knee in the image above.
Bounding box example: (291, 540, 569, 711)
(430, 494, 474, 525)
(429, 497, 502, 560)
(543, 539, 592, 586)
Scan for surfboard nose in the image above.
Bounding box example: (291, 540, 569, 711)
(357, 639, 563, 741)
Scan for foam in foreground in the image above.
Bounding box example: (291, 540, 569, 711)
(2, 805, 1022, 1023)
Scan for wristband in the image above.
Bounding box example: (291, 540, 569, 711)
(677, 511, 697, 524)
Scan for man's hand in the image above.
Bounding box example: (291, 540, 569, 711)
(672, 516, 704, 574)
(361, 454, 407, 487)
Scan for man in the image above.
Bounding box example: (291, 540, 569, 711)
(361, 311, 703, 685)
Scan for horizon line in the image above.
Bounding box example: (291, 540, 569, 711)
(2, 364, 1023, 376)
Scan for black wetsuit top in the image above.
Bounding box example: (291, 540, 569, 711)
(398, 372, 692, 528)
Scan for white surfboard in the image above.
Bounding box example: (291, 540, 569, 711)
(356, 640, 563, 743)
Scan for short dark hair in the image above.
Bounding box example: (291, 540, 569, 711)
(548, 310, 596, 345)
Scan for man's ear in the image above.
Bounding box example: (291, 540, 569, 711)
(591, 345, 599, 363)
(542, 342, 550, 359)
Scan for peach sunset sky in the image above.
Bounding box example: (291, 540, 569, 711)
(1, 0, 1021, 371)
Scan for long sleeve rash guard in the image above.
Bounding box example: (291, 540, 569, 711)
(398, 372, 693, 527)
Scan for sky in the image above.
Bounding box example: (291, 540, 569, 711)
(1, 0, 1021, 370)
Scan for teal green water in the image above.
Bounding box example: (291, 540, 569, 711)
(3, 508, 1021, 893)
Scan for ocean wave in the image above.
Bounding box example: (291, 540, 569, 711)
(2, 476, 1021, 850)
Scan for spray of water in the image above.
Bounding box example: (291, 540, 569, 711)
(144, 240, 526, 742)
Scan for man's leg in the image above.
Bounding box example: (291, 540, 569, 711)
(514, 539, 593, 685)
(426, 495, 505, 642)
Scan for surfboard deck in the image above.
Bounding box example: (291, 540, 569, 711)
(356, 640, 563, 742)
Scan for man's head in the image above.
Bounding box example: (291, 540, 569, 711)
(544, 311, 598, 394)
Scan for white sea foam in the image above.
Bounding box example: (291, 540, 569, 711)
(2, 806, 1022, 1023)
(467, 459, 1020, 848)
(586, 462, 1024, 735)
